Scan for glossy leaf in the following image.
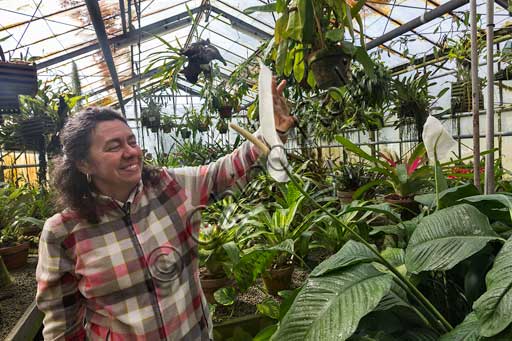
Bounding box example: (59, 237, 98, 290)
(310, 240, 379, 277)
(439, 312, 481, 341)
(214, 287, 236, 306)
(271, 264, 393, 341)
(406, 204, 500, 273)
(473, 235, 512, 337)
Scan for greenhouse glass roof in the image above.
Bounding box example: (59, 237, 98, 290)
(0, 0, 511, 108)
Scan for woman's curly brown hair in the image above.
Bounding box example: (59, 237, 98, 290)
(51, 107, 160, 224)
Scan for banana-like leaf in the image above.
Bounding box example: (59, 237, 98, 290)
(271, 264, 393, 341)
(310, 240, 378, 277)
(439, 312, 481, 341)
(438, 183, 480, 209)
(462, 194, 512, 224)
(473, 235, 512, 337)
(406, 204, 500, 273)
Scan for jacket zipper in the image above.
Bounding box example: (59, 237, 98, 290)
(121, 202, 167, 340)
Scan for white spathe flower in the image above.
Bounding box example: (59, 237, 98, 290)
(422, 115, 457, 160)
(259, 62, 289, 182)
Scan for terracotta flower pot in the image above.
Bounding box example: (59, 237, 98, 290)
(0, 242, 30, 270)
(262, 265, 294, 296)
(200, 274, 231, 304)
(337, 190, 355, 204)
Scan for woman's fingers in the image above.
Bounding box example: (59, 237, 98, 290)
(276, 79, 286, 96)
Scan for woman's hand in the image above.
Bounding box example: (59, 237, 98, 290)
(272, 77, 296, 134)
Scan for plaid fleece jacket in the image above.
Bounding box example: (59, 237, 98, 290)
(36, 140, 261, 340)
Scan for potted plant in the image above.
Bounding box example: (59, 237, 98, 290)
(180, 127, 191, 139)
(141, 100, 161, 132)
(0, 182, 48, 270)
(246, 0, 371, 89)
(160, 114, 176, 133)
(212, 87, 239, 119)
(186, 107, 211, 133)
(336, 136, 431, 219)
(238, 181, 330, 295)
(333, 162, 371, 203)
(0, 52, 38, 114)
(216, 119, 228, 134)
(390, 72, 436, 141)
(446, 34, 485, 114)
(198, 224, 237, 304)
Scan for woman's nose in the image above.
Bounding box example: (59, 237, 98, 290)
(123, 144, 141, 158)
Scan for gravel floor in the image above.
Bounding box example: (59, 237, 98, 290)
(0, 255, 38, 340)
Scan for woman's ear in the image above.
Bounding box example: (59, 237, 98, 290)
(75, 160, 91, 175)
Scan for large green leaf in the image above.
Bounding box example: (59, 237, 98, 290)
(438, 183, 480, 209)
(310, 240, 378, 277)
(406, 204, 500, 273)
(462, 194, 512, 224)
(439, 312, 481, 341)
(473, 235, 512, 337)
(271, 264, 393, 341)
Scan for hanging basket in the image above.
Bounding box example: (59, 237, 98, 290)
(0, 61, 38, 114)
(180, 128, 191, 139)
(218, 105, 233, 119)
(308, 47, 352, 89)
(141, 107, 161, 130)
(16, 116, 54, 150)
(450, 80, 484, 114)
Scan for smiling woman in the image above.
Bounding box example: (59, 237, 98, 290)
(36, 86, 295, 340)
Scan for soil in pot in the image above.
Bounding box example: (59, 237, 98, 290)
(384, 194, 420, 221)
(308, 47, 351, 89)
(0, 242, 30, 270)
(262, 265, 294, 296)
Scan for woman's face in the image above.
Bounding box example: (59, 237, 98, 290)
(81, 120, 143, 201)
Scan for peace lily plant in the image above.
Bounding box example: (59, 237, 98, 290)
(245, 112, 512, 340)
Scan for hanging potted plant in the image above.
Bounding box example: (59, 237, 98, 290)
(186, 107, 211, 133)
(245, 0, 372, 89)
(0, 50, 38, 114)
(212, 87, 239, 119)
(390, 72, 439, 141)
(141, 100, 161, 132)
(160, 114, 176, 134)
(446, 34, 485, 114)
(216, 119, 228, 134)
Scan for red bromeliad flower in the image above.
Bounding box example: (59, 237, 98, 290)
(407, 157, 422, 176)
(379, 152, 397, 168)
(379, 152, 422, 176)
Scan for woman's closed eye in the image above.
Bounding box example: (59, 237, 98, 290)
(106, 143, 121, 152)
